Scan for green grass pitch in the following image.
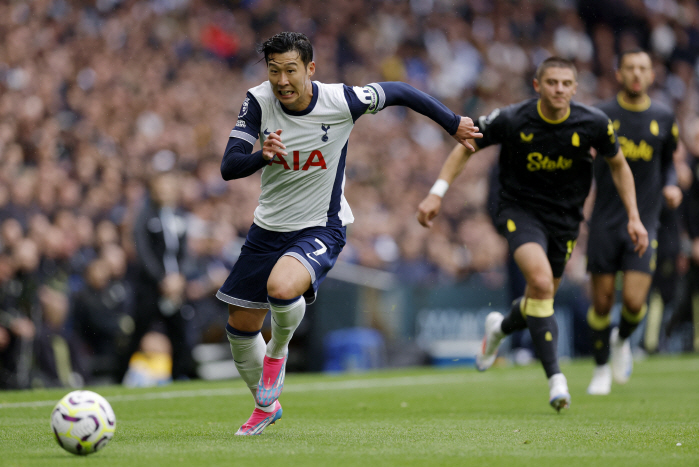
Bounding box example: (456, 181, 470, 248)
(1, 355, 697, 467)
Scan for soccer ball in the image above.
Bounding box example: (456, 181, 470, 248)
(50, 390, 116, 455)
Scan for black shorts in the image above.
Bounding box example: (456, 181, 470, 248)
(587, 222, 657, 275)
(495, 203, 579, 278)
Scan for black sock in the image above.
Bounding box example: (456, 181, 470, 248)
(590, 326, 611, 366)
(501, 297, 528, 335)
(527, 315, 560, 378)
(619, 305, 647, 340)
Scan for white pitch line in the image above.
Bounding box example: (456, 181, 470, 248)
(3, 360, 694, 410)
(0, 372, 507, 410)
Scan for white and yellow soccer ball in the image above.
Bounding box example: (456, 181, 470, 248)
(50, 390, 116, 455)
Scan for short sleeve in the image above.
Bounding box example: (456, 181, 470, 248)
(343, 85, 373, 122)
(593, 116, 620, 158)
(228, 92, 262, 146)
(476, 107, 508, 149)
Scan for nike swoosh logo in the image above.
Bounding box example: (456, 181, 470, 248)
(306, 238, 327, 266)
(306, 253, 321, 266)
(263, 128, 270, 136)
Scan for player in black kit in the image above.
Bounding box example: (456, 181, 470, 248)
(586, 49, 681, 395)
(417, 57, 648, 411)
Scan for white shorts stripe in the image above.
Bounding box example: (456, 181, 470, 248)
(216, 290, 269, 309)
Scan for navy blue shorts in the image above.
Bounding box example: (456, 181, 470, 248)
(495, 203, 579, 278)
(587, 223, 657, 275)
(216, 224, 346, 309)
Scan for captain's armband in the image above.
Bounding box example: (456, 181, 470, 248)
(353, 84, 385, 114)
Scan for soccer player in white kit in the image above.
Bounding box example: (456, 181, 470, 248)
(218, 32, 482, 435)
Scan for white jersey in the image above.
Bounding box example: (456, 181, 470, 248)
(231, 81, 384, 232)
(226, 79, 460, 232)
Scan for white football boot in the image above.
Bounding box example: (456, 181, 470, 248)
(548, 373, 571, 412)
(476, 312, 505, 371)
(610, 327, 632, 384)
(586, 364, 612, 395)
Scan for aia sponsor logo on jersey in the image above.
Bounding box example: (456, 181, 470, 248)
(268, 150, 327, 171)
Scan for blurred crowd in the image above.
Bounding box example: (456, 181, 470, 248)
(1, 0, 699, 388)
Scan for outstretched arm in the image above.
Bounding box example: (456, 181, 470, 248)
(416, 142, 479, 228)
(382, 82, 482, 149)
(605, 148, 648, 256)
(347, 82, 482, 150)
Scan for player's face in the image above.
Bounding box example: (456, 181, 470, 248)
(616, 53, 654, 97)
(267, 51, 315, 112)
(533, 67, 577, 112)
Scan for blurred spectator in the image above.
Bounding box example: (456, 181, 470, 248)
(644, 143, 693, 352)
(182, 226, 231, 345)
(1, 219, 24, 254)
(666, 122, 699, 349)
(72, 258, 134, 383)
(115, 161, 195, 382)
(122, 331, 173, 388)
(34, 281, 85, 388)
(0, 253, 35, 389)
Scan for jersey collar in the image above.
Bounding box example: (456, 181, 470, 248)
(616, 92, 651, 112)
(279, 82, 319, 117)
(537, 99, 570, 124)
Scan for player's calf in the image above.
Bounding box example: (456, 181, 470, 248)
(524, 298, 560, 378)
(587, 306, 612, 366)
(226, 324, 266, 398)
(618, 304, 647, 341)
(500, 297, 528, 334)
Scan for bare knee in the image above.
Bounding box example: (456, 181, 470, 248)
(266, 256, 311, 300)
(527, 273, 554, 299)
(621, 273, 652, 313)
(593, 292, 614, 316)
(266, 277, 301, 301)
(621, 296, 646, 315)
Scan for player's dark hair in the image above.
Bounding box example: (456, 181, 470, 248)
(617, 48, 650, 69)
(535, 57, 577, 81)
(258, 32, 313, 67)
